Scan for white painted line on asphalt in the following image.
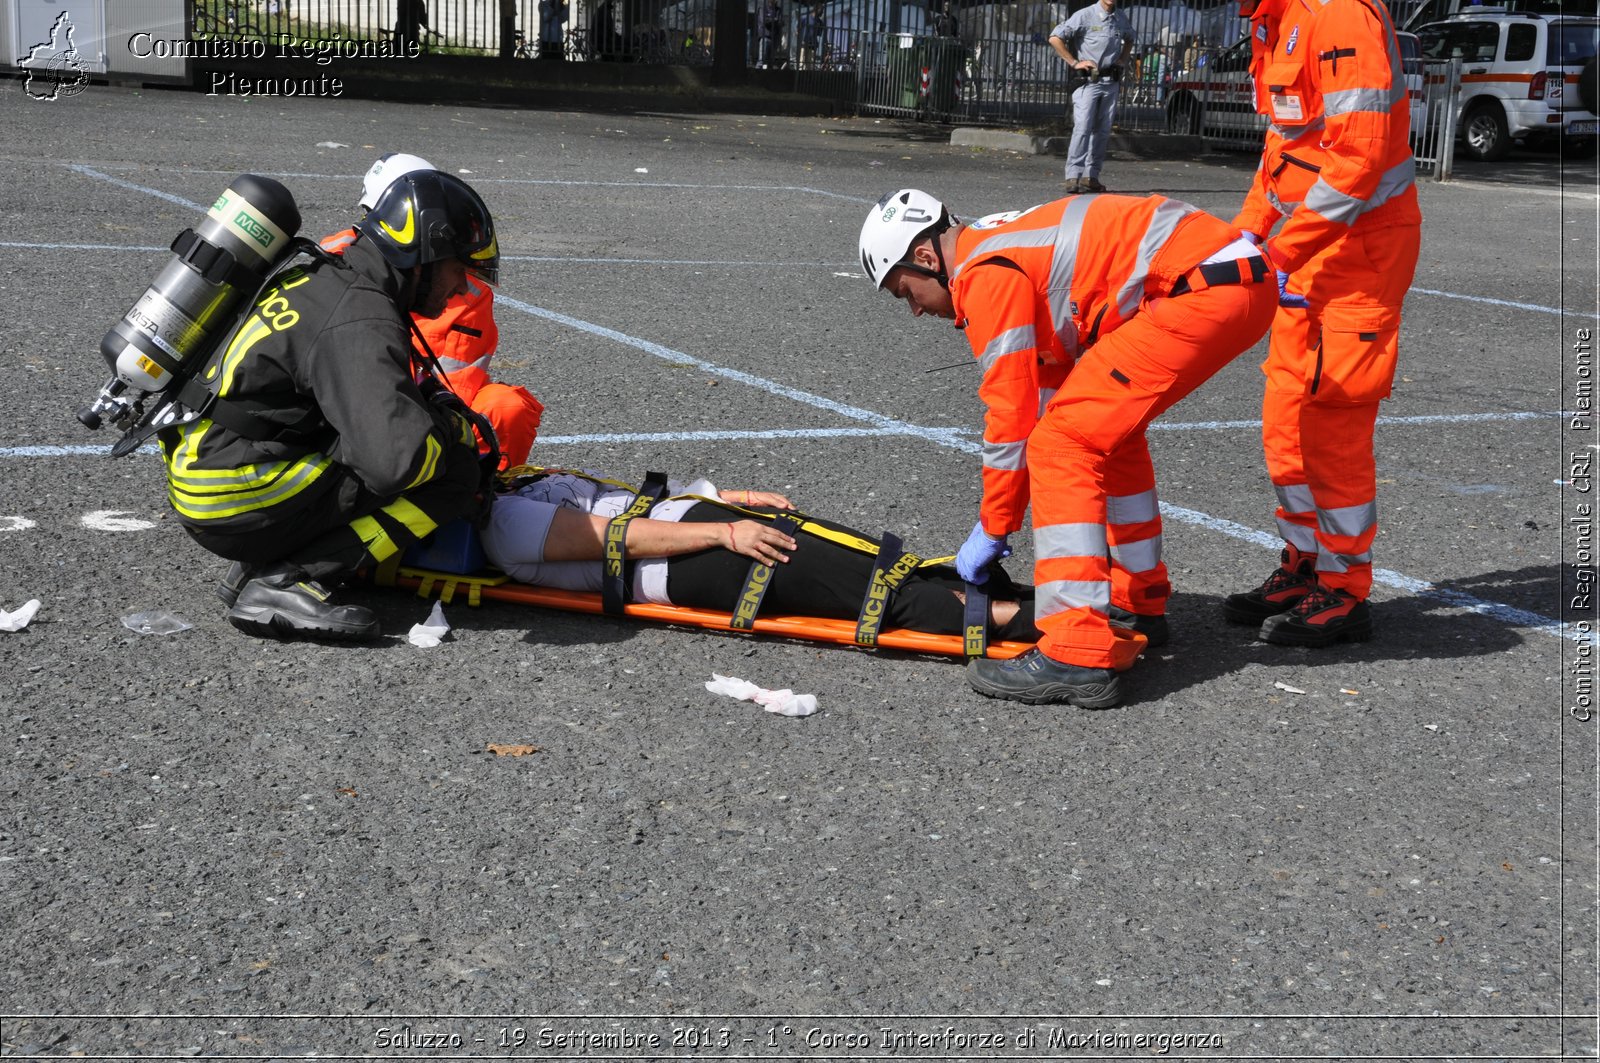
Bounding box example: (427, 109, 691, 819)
(1161, 503, 1586, 643)
(1, 444, 157, 457)
(1150, 410, 1567, 431)
(502, 255, 848, 266)
(7, 411, 1551, 457)
(1410, 285, 1599, 318)
(0, 241, 845, 269)
(16, 227, 1591, 322)
(533, 426, 977, 445)
(65, 164, 204, 211)
(0, 241, 167, 253)
(494, 293, 981, 452)
(144, 166, 875, 202)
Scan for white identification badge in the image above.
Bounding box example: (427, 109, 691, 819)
(1270, 93, 1304, 122)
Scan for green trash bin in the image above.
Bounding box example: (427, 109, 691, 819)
(886, 32, 925, 109)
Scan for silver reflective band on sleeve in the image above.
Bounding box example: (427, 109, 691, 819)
(978, 324, 1038, 374)
(982, 438, 1029, 471)
(1270, 116, 1326, 139)
(1274, 482, 1316, 515)
(1046, 197, 1095, 332)
(1109, 535, 1163, 574)
(1106, 488, 1158, 525)
(1113, 198, 1195, 321)
(1318, 499, 1378, 538)
(1302, 156, 1415, 224)
(1035, 521, 1107, 560)
(1303, 178, 1362, 225)
(966, 223, 1061, 262)
(1324, 85, 1404, 116)
(1035, 578, 1111, 619)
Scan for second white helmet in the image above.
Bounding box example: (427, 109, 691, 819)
(359, 151, 437, 213)
(859, 188, 952, 289)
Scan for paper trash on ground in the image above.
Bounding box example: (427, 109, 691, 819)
(705, 673, 819, 717)
(1273, 680, 1308, 695)
(1, 599, 41, 632)
(408, 601, 450, 648)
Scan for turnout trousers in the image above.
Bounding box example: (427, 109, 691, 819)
(186, 436, 484, 584)
(1030, 281, 1278, 669)
(1262, 220, 1420, 601)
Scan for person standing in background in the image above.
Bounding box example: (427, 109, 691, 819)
(1048, 0, 1138, 193)
(538, 0, 569, 58)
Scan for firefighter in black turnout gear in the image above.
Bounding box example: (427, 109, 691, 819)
(160, 170, 501, 641)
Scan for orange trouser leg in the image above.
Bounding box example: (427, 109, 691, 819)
(1260, 305, 1323, 560)
(1260, 222, 1417, 600)
(1105, 444, 1170, 616)
(1030, 283, 1278, 668)
(470, 382, 545, 471)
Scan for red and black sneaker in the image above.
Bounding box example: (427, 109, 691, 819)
(1221, 547, 1316, 625)
(1259, 586, 1373, 647)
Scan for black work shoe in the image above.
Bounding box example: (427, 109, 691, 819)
(1108, 605, 1169, 648)
(227, 565, 381, 642)
(216, 560, 254, 609)
(1066, 176, 1087, 193)
(1222, 547, 1316, 625)
(967, 648, 1123, 708)
(1084, 177, 1108, 193)
(1259, 586, 1372, 647)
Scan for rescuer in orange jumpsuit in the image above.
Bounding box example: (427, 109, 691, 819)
(860, 189, 1278, 708)
(1221, 0, 1421, 647)
(324, 153, 544, 471)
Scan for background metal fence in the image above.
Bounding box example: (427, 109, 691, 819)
(191, 0, 1458, 175)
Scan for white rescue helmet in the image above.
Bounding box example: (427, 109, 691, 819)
(859, 188, 952, 289)
(358, 151, 437, 213)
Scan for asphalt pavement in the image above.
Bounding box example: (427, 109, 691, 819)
(1, 85, 1597, 1059)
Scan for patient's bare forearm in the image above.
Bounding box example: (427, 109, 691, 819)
(541, 509, 796, 564)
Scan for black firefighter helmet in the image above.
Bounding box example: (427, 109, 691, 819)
(357, 169, 499, 287)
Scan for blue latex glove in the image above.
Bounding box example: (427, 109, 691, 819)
(956, 521, 1011, 584)
(1277, 269, 1309, 309)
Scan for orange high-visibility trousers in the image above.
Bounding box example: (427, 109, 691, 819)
(443, 365, 546, 471)
(1029, 282, 1279, 669)
(1261, 221, 1420, 601)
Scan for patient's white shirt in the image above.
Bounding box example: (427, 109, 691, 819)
(480, 472, 718, 604)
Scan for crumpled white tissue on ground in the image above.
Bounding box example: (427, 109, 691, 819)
(705, 672, 819, 717)
(408, 601, 450, 648)
(1, 599, 41, 632)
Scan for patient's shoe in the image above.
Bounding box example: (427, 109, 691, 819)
(1108, 604, 1168, 648)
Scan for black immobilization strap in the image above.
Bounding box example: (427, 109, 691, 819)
(728, 514, 801, 630)
(853, 532, 922, 647)
(601, 472, 669, 616)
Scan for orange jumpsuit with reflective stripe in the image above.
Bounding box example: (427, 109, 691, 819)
(320, 228, 543, 470)
(951, 195, 1278, 670)
(1235, 0, 1422, 600)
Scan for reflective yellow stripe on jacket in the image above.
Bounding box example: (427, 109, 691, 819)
(163, 310, 334, 522)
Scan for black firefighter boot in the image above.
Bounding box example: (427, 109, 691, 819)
(227, 563, 381, 642)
